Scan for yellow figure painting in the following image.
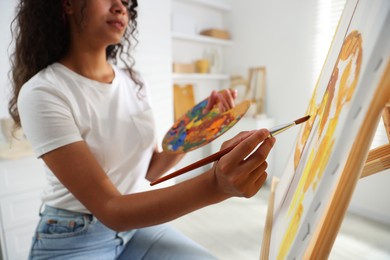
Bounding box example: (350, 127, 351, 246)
(277, 30, 363, 259)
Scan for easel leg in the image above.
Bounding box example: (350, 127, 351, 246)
(259, 177, 279, 260)
(382, 98, 390, 141)
(361, 96, 390, 178)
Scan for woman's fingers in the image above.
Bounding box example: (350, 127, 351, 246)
(219, 130, 254, 150)
(242, 136, 275, 172)
(213, 129, 275, 198)
(253, 172, 268, 194)
(224, 129, 271, 163)
(219, 89, 236, 111)
(204, 90, 218, 113)
(203, 88, 237, 113)
(233, 162, 268, 197)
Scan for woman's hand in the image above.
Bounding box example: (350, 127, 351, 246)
(203, 88, 238, 114)
(212, 129, 275, 198)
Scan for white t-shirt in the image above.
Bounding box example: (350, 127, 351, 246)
(18, 63, 157, 213)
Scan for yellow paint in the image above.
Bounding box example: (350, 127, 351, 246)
(294, 94, 318, 169)
(278, 31, 362, 257)
(278, 203, 304, 260)
(288, 149, 314, 216)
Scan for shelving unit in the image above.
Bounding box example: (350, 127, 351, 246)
(177, 0, 232, 12)
(172, 32, 232, 46)
(172, 73, 229, 81)
(171, 0, 232, 84)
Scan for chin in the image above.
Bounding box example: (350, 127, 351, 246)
(108, 38, 123, 46)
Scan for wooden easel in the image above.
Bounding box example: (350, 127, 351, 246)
(260, 77, 390, 259)
(361, 97, 390, 178)
(230, 67, 266, 116)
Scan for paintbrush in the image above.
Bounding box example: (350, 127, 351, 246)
(150, 115, 311, 186)
(269, 115, 311, 136)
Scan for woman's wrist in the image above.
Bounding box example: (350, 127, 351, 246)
(200, 165, 231, 203)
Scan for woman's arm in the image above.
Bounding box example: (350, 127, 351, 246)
(145, 148, 185, 181)
(41, 129, 274, 232)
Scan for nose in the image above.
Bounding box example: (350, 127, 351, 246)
(111, 1, 127, 15)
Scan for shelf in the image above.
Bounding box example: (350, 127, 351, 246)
(172, 32, 232, 46)
(172, 73, 230, 81)
(175, 0, 232, 12)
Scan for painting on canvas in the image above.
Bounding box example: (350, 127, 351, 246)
(266, 0, 390, 259)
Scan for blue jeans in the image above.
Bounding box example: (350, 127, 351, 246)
(29, 205, 216, 260)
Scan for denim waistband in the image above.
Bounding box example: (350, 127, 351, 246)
(41, 205, 94, 221)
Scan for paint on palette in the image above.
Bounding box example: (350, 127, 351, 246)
(162, 99, 250, 153)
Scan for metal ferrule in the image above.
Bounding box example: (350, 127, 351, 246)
(269, 122, 295, 137)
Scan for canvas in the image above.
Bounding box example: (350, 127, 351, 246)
(263, 0, 390, 259)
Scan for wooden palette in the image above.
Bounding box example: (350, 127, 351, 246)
(162, 99, 251, 153)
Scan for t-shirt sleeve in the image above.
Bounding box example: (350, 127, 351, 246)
(18, 84, 83, 158)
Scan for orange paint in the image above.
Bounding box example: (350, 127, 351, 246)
(278, 31, 363, 258)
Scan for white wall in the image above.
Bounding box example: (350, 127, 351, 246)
(225, 0, 316, 177)
(349, 124, 390, 225)
(135, 0, 173, 144)
(0, 1, 17, 119)
(349, 169, 390, 225)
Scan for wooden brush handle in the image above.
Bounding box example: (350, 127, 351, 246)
(150, 145, 235, 186)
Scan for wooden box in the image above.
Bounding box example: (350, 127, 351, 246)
(172, 63, 196, 73)
(200, 29, 231, 40)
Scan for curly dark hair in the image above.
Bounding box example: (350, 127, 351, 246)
(8, 0, 142, 128)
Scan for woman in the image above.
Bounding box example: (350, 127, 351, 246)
(8, 0, 275, 259)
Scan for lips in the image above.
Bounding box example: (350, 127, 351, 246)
(107, 20, 125, 30)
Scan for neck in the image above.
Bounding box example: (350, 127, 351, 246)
(60, 44, 114, 84)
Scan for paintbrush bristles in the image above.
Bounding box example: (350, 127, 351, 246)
(294, 115, 311, 125)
